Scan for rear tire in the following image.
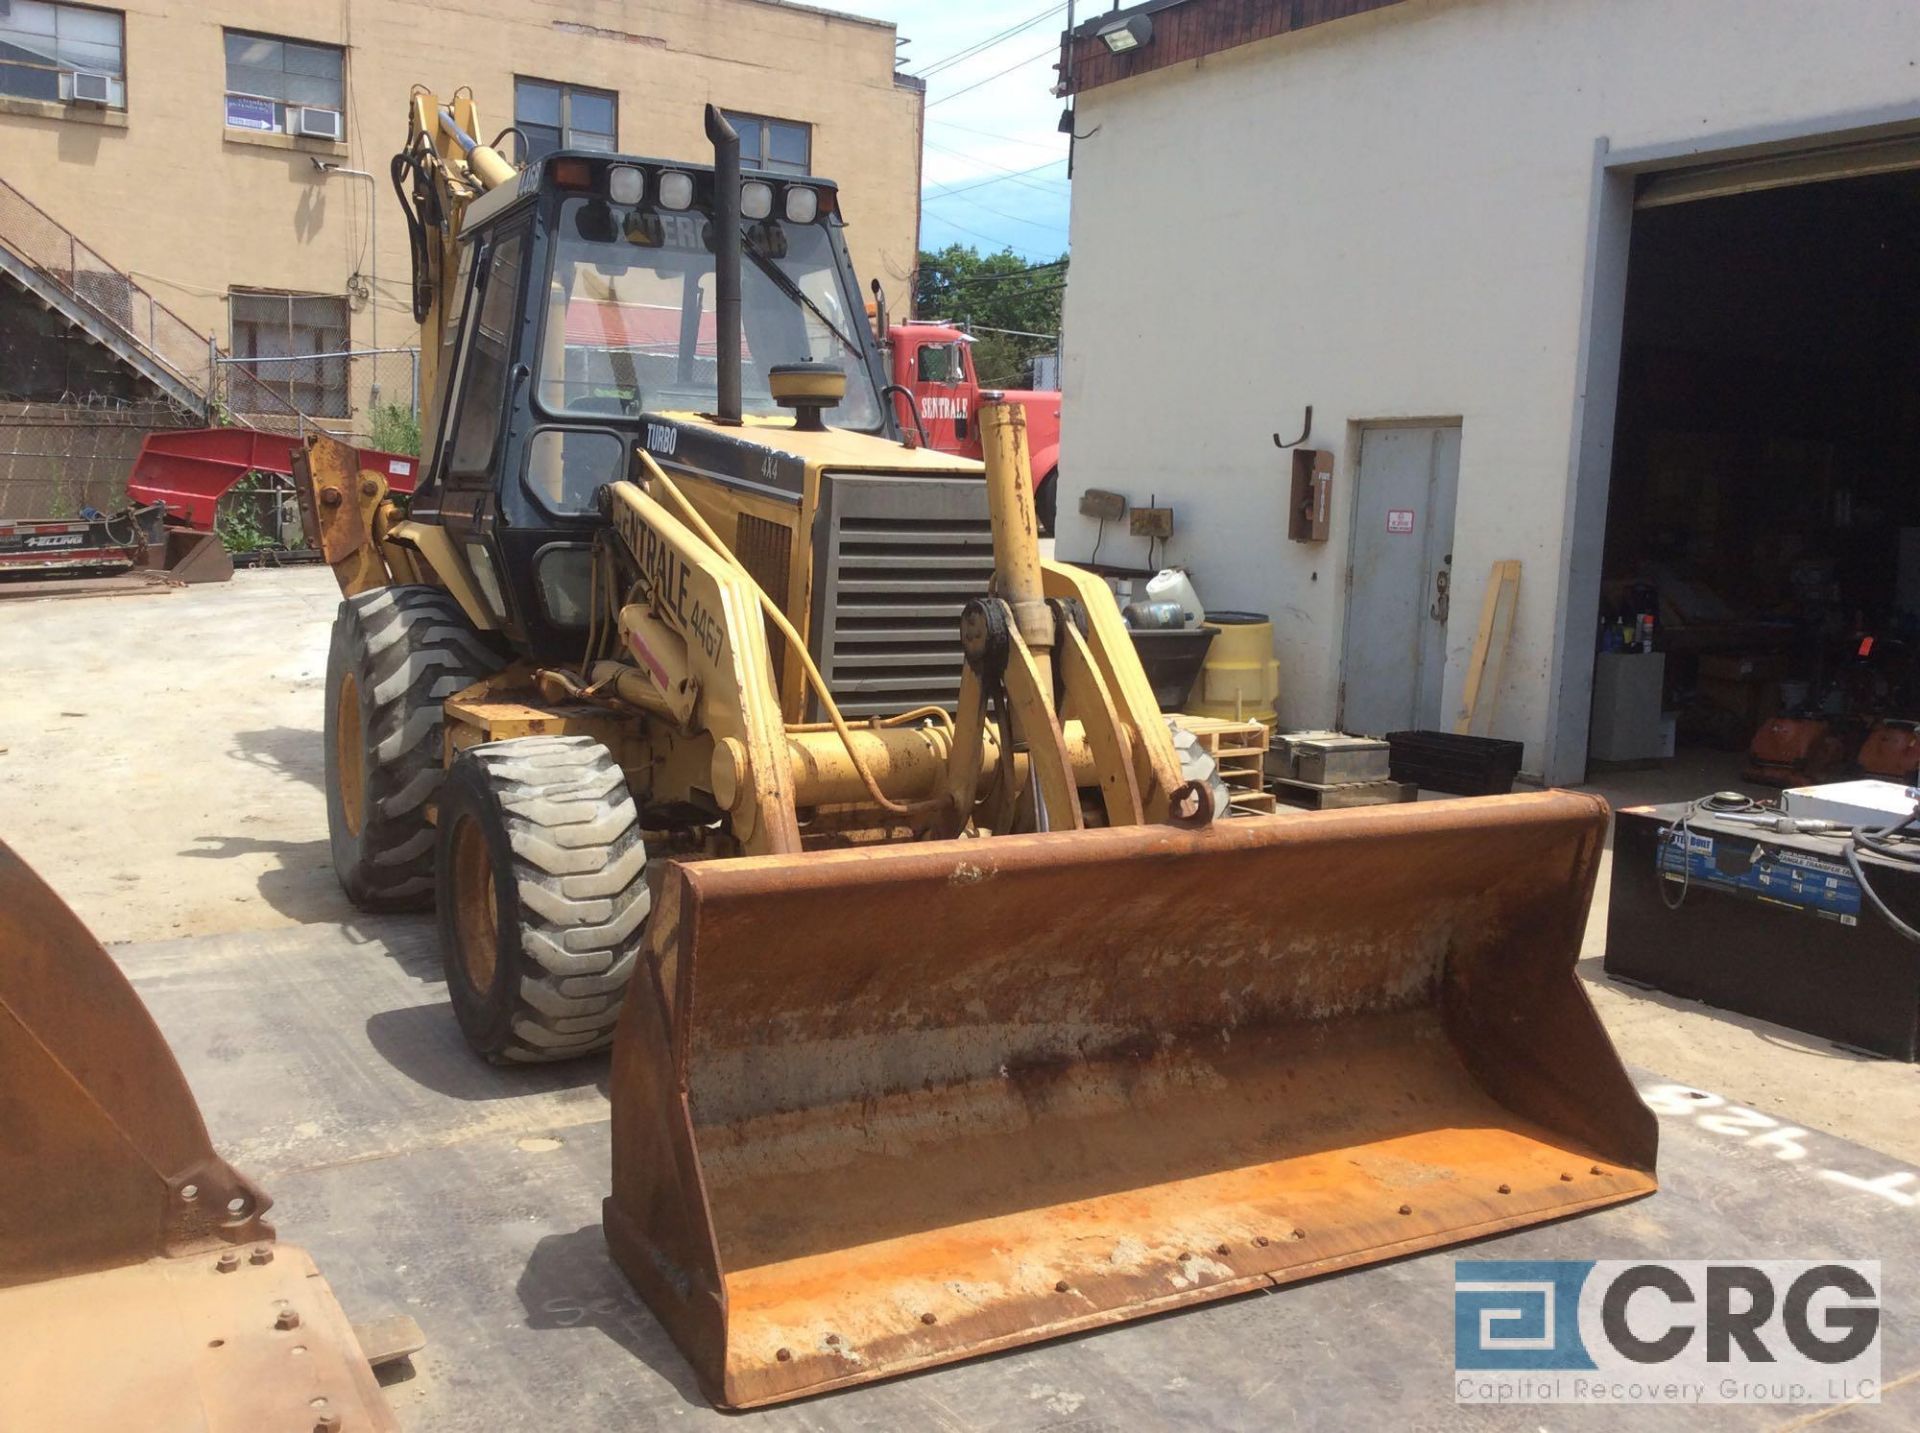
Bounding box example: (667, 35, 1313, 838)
(325, 586, 502, 910)
(1035, 468, 1058, 537)
(436, 736, 650, 1063)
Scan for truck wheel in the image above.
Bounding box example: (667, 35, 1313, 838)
(1035, 469, 1058, 537)
(325, 586, 502, 910)
(1168, 718, 1232, 821)
(436, 736, 650, 1063)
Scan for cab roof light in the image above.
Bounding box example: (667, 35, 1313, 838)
(784, 185, 818, 224)
(608, 164, 645, 205)
(657, 170, 693, 210)
(550, 157, 594, 189)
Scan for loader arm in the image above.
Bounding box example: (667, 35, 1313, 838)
(598, 478, 801, 854)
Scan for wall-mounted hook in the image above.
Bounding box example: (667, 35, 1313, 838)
(1272, 406, 1313, 450)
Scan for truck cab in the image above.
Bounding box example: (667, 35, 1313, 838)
(888, 321, 1062, 531)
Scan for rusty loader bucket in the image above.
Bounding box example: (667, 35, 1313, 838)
(605, 790, 1657, 1407)
(0, 841, 396, 1430)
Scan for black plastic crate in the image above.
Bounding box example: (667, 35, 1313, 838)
(1384, 730, 1523, 796)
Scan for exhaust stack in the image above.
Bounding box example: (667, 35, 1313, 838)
(705, 104, 742, 426)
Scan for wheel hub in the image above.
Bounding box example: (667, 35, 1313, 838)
(335, 672, 364, 837)
(450, 816, 499, 993)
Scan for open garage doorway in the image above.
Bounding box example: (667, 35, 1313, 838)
(1585, 159, 1920, 792)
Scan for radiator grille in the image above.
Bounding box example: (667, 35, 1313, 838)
(735, 513, 792, 680)
(811, 474, 994, 719)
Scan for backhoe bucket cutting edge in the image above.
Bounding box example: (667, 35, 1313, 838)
(605, 790, 1656, 1408)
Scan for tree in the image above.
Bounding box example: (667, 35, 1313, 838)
(914, 244, 1067, 388)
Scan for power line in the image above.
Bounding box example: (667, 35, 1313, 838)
(918, 207, 1059, 258)
(922, 156, 1067, 200)
(929, 117, 1070, 154)
(913, 4, 1066, 80)
(923, 259, 1069, 288)
(925, 140, 1069, 197)
(924, 190, 1069, 234)
(926, 46, 1058, 108)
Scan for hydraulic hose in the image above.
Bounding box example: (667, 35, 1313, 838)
(637, 452, 948, 819)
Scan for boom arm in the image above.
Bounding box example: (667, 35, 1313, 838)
(392, 90, 521, 457)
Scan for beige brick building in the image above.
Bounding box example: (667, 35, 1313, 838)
(0, 0, 923, 434)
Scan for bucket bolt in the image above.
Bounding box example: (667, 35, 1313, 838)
(920, 1312, 938, 1326)
(1398, 1204, 1413, 1216)
(1054, 1280, 1071, 1293)
(215, 1251, 240, 1273)
(276, 1309, 302, 1331)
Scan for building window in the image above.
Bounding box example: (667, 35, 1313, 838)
(726, 112, 810, 175)
(223, 30, 343, 137)
(229, 289, 350, 418)
(0, 2, 125, 109)
(514, 78, 615, 160)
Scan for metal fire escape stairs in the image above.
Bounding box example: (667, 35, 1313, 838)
(0, 172, 215, 419)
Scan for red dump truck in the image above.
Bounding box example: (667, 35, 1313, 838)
(884, 320, 1063, 531)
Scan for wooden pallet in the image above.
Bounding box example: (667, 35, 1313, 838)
(1169, 715, 1277, 815)
(1272, 776, 1418, 811)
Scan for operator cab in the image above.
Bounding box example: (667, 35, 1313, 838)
(406, 148, 891, 662)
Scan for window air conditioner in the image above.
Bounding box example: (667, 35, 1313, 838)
(69, 71, 113, 106)
(296, 106, 344, 142)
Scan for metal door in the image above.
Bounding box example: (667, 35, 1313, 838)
(1339, 423, 1461, 735)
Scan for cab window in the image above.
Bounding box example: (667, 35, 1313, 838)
(447, 225, 529, 479)
(916, 341, 965, 385)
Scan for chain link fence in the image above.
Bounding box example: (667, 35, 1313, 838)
(0, 170, 216, 405)
(216, 347, 422, 453)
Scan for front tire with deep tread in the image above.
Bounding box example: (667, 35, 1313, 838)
(325, 585, 503, 910)
(436, 736, 650, 1063)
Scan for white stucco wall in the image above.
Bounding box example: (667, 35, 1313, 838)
(1060, 0, 1920, 775)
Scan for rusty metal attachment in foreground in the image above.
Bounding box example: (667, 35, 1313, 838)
(605, 789, 1658, 1407)
(0, 840, 400, 1431)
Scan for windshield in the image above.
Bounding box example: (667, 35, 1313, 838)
(537, 196, 881, 430)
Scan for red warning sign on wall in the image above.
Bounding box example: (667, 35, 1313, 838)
(1387, 508, 1415, 534)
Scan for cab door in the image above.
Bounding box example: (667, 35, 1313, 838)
(433, 219, 532, 631)
(912, 337, 974, 456)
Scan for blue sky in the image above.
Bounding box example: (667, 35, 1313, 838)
(831, 1, 1073, 261)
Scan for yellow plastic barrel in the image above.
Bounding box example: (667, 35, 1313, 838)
(1187, 610, 1280, 727)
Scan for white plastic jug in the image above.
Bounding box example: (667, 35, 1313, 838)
(1144, 568, 1205, 629)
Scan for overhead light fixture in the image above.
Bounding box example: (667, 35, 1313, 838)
(1057, 104, 1074, 134)
(1096, 14, 1152, 54)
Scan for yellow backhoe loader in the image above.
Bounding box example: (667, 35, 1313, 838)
(292, 90, 1657, 1406)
